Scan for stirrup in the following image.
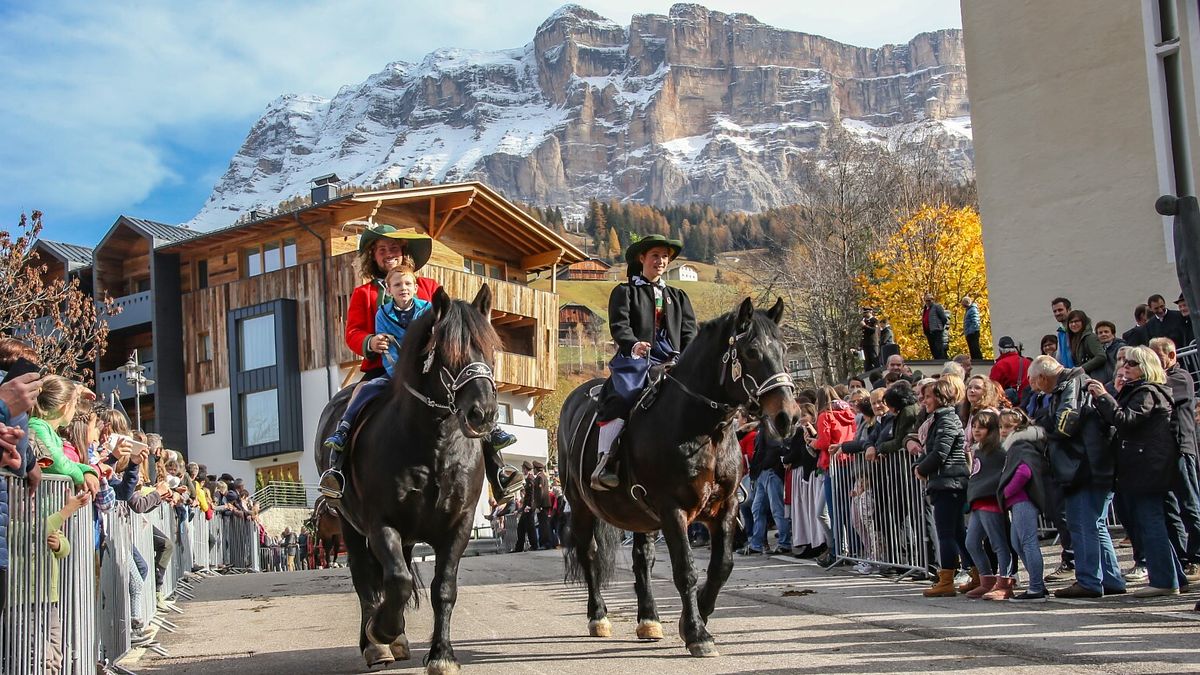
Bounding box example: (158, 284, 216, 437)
(590, 456, 619, 492)
(318, 469, 345, 500)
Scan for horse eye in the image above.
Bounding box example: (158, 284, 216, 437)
(745, 347, 762, 361)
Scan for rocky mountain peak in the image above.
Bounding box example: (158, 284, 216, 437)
(188, 4, 972, 231)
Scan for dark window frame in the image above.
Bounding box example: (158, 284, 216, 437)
(227, 299, 301, 460)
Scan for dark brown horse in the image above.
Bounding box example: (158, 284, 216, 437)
(305, 497, 343, 568)
(315, 286, 501, 674)
(558, 298, 799, 657)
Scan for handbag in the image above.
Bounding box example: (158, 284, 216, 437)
(1054, 384, 1091, 438)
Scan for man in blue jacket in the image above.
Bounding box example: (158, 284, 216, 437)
(960, 296, 983, 360)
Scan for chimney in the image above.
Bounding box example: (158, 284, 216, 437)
(248, 209, 263, 221)
(311, 173, 342, 204)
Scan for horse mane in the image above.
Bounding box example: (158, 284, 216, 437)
(675, 307, 781, 370)
(393, 298, 503, 383)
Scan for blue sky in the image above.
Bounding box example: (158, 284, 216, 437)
(0, 1, 962, 246)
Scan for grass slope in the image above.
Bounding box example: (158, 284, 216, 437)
(532, 279, 749, 323)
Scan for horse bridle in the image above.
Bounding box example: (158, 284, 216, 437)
(403, 344, 496, 415)
(721, 327, 795, 412)
(666, 325, 795, 414)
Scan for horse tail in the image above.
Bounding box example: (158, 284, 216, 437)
(563, 517, 619, 588)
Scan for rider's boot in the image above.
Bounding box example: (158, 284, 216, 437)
(483, 438, 523, 505)
(319, 421, 351, 499)
(590, 418, 624, 491)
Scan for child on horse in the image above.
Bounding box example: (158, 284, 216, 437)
(319, 222, 520, 501)
(591, 235, 697, 491)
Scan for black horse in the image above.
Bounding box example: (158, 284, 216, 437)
(558, 297, 799, 657)
(315, 285, 501, 674)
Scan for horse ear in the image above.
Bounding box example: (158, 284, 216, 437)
(472, 284, 493, 322)
(432, 287, 451, 321)
(767, 297, 785, 325)
(735, 297, 754, 333)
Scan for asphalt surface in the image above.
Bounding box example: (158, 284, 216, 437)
(135, 546, 1200, 674)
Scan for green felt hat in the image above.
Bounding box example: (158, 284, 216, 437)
(357, 224, 432, 271)
(625, 234, 683, 278)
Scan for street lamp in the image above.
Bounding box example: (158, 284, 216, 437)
(119, 352, 154, 431)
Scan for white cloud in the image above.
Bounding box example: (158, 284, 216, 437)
(0, 1, 961, 225)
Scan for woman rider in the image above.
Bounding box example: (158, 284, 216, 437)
(318, 222, 521, 501)
(591, 234, 697, 490)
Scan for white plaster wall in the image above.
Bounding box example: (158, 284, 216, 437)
(184, 386, 254, 479)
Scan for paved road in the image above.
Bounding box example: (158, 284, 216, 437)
(136, 547, 1199, 674)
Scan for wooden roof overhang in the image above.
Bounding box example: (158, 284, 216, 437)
(161, 182, 588, 275)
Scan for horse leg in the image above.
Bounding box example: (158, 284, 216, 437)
(365, 525, 414, 656)
(342, 523, 393, 668)
(570, 509, 611, 637)
(660, 508, 718, 657)
(424, 521, 472, 675)
(697, 505, 737, 621)
(631, 532, 662, 640)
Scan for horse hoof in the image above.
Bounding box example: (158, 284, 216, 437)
(363, 643, 395, 669)
(636, 620, 663, 640)
(390, 634, 411, 660)
(425, 658, 461, 675)
(588, 618, 612, 637)
(687, 641, 720, 658)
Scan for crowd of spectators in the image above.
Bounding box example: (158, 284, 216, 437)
(749, 294, 1200, 610)
(488, 459, 569, 552)
(0, 337, 267, 672)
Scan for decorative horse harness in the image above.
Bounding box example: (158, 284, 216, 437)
(402, 342, 497, 416)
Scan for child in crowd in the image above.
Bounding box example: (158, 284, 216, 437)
(998, 407, 1051, 600)
(964, 409, 1015, 600)
(848, 469, 879, 574)
(45, 489, 91, 675)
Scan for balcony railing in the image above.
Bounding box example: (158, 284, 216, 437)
(102, 291, 151, 331)
(97, 360, 156, 401)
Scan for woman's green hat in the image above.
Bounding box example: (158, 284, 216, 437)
(625, 234, 683, 278)
(357, 223, 433, 271)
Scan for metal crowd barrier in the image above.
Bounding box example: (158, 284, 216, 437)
(824, 449, 931, 579)
(3, 472, 264, 674)
(1177, 345, 1200, 395)
(2, 473, 98, 675)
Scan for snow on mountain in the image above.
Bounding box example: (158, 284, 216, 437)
(188, 3, 972, 231)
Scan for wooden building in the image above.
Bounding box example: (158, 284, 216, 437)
(159, 182, 582, 485)
(555, 258, 611, 281)
(559, 302, 602, 343)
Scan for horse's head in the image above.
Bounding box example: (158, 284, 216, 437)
(400, 285, 501, 438)
(722, 297, 800, 441)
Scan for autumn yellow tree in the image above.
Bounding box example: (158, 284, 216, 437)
(858, 204, 992, 360)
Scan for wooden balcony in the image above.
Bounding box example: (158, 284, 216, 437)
(182, 252, 559, 395)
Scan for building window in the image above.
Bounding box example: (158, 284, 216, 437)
(238, 314, 276, 370)
(242, 238, 300, 278)
(787, 359, 801, 373)
(201, 403, 215, 435)
(227, 299, 301, 461)
(283, 238, 297, 267)
(497, 402, 512, 425)
(196, 259, 209, 290)
(198, 331, 213, 363)
(244, 247, 262, 278)
(463, 256, 506, 280)
(241, 389, 280, 445)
